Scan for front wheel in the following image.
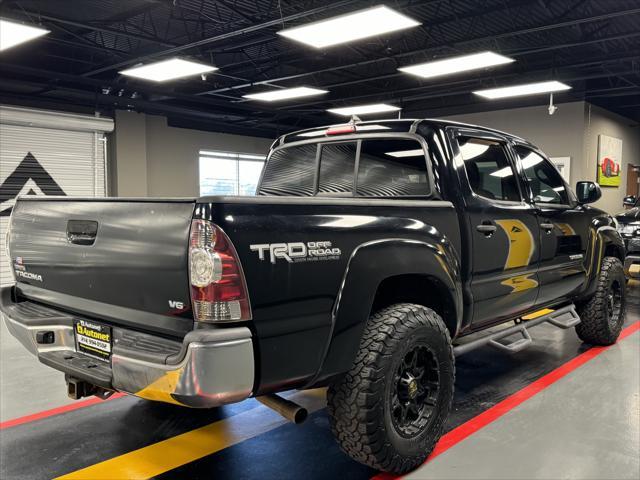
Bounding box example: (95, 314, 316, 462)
(327, 303, 455, 474)
(576, 256, 626, 345)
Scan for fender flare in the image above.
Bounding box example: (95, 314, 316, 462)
(582, 224, 624, 299)
(306, 237, 462, 387)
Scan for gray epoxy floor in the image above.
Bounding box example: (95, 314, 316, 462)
(1, 284, 639, 479)
(407, 327, 640, 480)
(0, 319, 76, 421)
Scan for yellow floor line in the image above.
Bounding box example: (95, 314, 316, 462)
(55, 389, 327, 480)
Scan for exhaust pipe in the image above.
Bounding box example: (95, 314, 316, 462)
(257, 394, 308, 424)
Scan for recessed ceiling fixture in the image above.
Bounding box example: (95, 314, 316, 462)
(399, 51, 514, 79)
(0, 18, 49, 52)
(298, 130, 328, 138)
(243, 87, 328, 101)
(277, 6, 420, 49)
(385, 149, 424, 158)
(327, 104, 401, 116)
(120, 58, 218, 82)
(474, 81, 571, 99)
(355, 124, 392, 131)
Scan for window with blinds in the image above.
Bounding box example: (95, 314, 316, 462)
(199, 150, 266, 196)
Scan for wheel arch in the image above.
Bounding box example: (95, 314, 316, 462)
(581, 224, 625, 301)
(371, 274, 458, 338)
(306, 238, 462, 387)
(604, 242, 625, 262)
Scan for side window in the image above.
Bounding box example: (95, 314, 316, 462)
(459, 137, 521, 202)
(515, 146, 569, 205)
(258, 144, 316, 196)
(318, 142, 357, 195)
(356, 139, 430, 197)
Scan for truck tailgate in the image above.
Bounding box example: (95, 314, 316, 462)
(8, 198, 195, 337)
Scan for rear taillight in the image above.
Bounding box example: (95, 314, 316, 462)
(189, 219, 251, 323)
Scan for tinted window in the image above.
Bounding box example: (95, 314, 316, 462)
(258, 144, 316, 196)
(357, 139, 429, 197)
(460, 137, 520, 202)
(318, 142, 357, 195)
(515, 146, 568, 204)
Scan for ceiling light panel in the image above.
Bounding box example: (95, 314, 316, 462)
(243, 87, 328, 101)
(327, 104, 401, 116)
(399, 51, 514, 79)
(0, 18, 49, 51)
(474, 81, 571, 99)
(385, 149, 424, 158)
(277, 6, 420, 49)
(120, 58, 218, 82)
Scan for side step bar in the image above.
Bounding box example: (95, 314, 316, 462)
(453, 304, 580, 357)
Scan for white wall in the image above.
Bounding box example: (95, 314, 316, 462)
(583, 104, 640, 214)
(442, 101, 640, 213)
(113, 110, 147, 196)
(112, 106, 639, 212)
(442, 102, 586, 185)
(112, 111, 272, 197)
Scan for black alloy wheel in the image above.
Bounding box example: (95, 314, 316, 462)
(391, 344, 440, 438)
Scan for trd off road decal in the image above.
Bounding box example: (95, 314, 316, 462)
(250, 241, 341, 264)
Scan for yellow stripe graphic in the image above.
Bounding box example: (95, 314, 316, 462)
(500, 274, 538, 293)
(55, 389, 326, 480)
(495, 219, 535, 269)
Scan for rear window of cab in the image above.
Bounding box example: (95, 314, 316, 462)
(258, 138, 431, 198)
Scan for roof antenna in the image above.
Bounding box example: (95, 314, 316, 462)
(398, 109, 402, 119)
(349, 114, 362, 124)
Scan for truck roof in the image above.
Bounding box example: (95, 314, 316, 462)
(277, 118, 528, 147)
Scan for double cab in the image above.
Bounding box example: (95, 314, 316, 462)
(1, 118, 626, 473)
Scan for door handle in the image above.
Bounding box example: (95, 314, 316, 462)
(476, 221, 497, 236)
(540, 222, 554, 233)
(67, 220, 98, 246)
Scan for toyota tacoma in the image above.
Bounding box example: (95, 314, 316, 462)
(1, 118, 627, 474)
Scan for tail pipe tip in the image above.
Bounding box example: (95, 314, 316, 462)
(257, 393, 308, 424)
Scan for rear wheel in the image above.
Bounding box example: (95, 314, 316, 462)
(327, 303, 454, 474)
(576, 256, 626, 345)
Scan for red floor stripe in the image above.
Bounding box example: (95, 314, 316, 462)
(372, 320, 640, 480)
(0, 392, 125, 430)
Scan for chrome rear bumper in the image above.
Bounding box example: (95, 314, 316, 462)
(0, 287, 254, 408)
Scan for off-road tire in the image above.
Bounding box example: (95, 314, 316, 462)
(327, 303, 455, 474)
(576, 256, 626, 345)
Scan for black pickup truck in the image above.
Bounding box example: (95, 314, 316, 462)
(1, 119, 627, 474)
(616, 195, 640, 277)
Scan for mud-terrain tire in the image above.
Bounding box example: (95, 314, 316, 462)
(576, 256, 626, 345)
(327, 303, 455, 474)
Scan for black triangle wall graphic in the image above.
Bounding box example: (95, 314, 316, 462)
(0, 152, 66, 216)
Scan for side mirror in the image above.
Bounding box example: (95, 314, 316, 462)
(623, 195, 636, 207)
(576, 181, 601, 204)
